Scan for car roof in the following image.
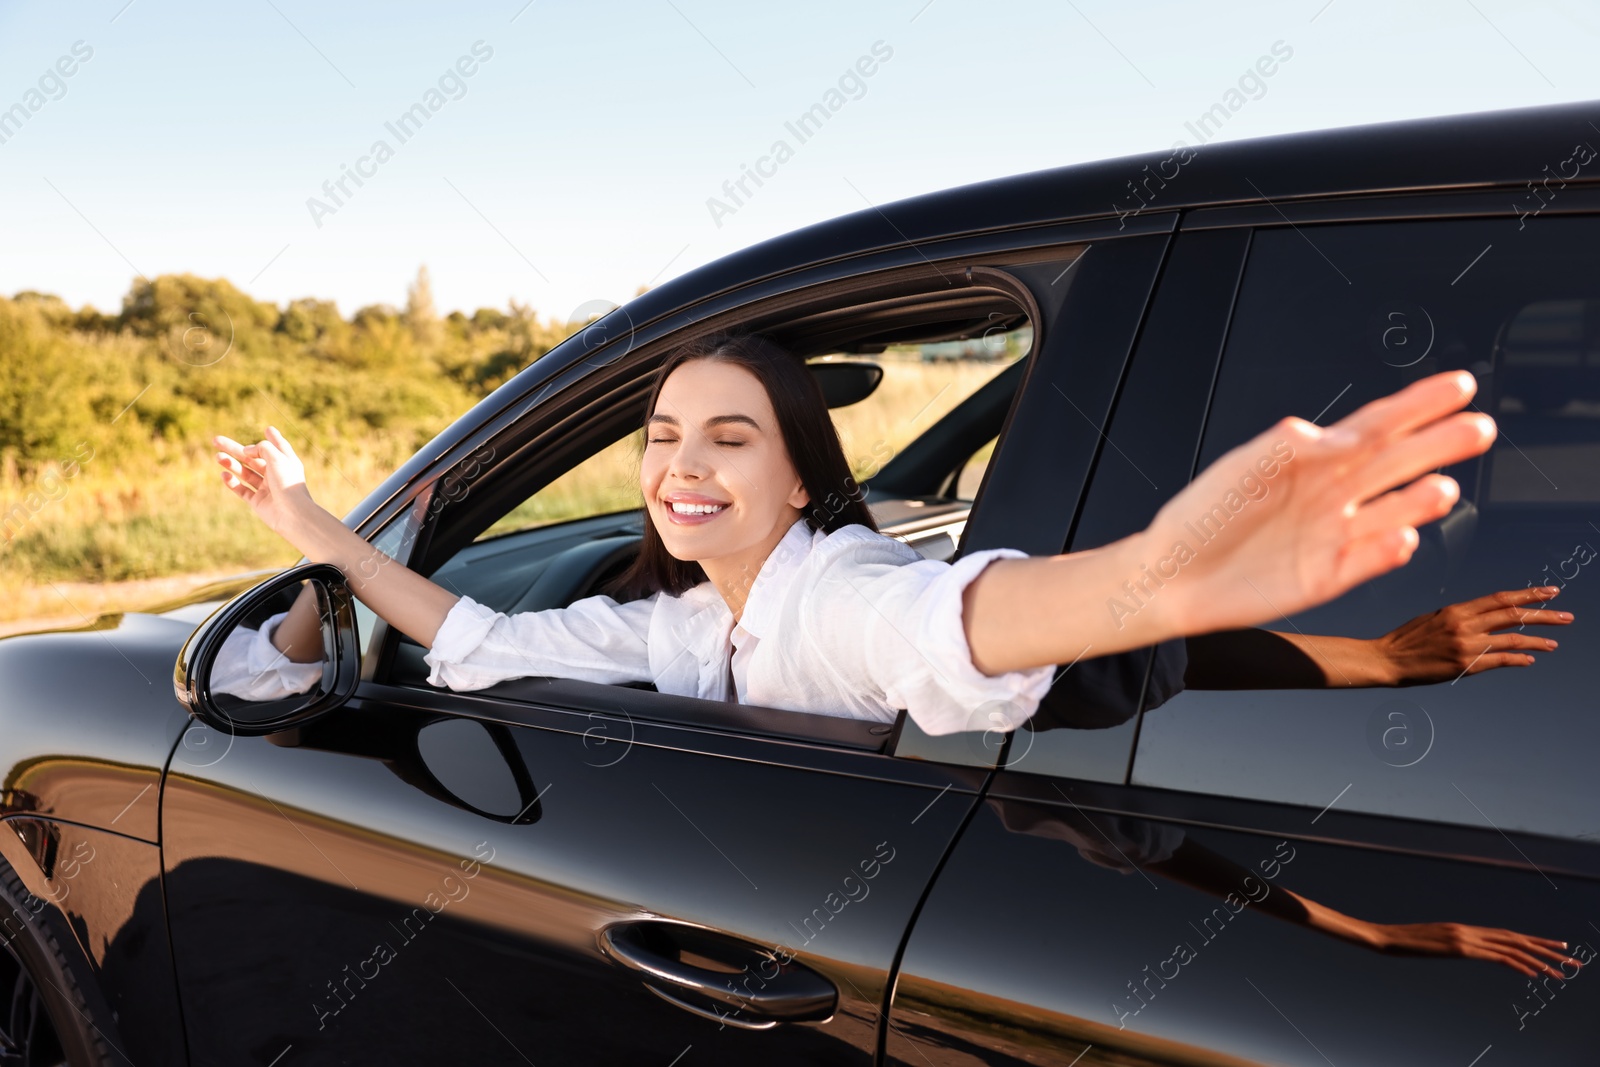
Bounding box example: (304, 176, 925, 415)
(347, 98, 1600, 535)
(636, 96, 1600, 320)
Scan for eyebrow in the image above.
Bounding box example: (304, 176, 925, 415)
(647, 413, 763, 432)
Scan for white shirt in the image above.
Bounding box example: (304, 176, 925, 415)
(218, 517, 1056, 737)
(211, 609, 324, 702)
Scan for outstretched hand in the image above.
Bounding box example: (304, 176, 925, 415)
(1376, 585, 1573, 685)
(1144, 370, 1497, 637)
(212, 426, 316, 536)
(1366, 919, 1584, 980)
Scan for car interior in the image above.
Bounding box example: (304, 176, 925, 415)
(383, 278, 1039, 700)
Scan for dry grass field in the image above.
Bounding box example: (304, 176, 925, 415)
(0, 353, 1012, 635)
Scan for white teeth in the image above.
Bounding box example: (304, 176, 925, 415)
(670, 501, 726, 515)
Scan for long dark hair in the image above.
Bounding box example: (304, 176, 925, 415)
(602, 331, 879, 601)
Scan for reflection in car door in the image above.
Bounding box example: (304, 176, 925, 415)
(160, 663, 996, 1064)
(885, 221, 1600, 1066)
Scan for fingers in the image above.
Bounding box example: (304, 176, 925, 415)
(1476, 599, 1574, 633)
(1520, 936, 1584, 964)
(1346, 410, 1495, 509)
(1455, 585, 1563, 619)
(1325, 369, 1482, 447)
(212, 434, 250, 463)
(219, 468, 256, 500)
(266, 425, 297, 458)
(1496, 945, 1579, 979)
(1332, 525, 1421, 591)
(1484, 630, 1559, 651)
(1453, 634, 1556, 676)
(214, 449, 262, 493)
(1482, 930, 1582, 978)
(1483, 607, 1574, 631)
(213, 434, 268, 474)
(1347, 474, 1460, 543)
(1464, 651, 1537, 674)
(255, 437, 284, 465)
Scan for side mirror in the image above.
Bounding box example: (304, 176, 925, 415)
(173, 563, 360, 737)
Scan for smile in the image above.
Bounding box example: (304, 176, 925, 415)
(662, 499, 730, 525)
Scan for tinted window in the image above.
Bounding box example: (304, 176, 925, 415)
(393, 307, 1036, 743)
(475, 430, 643, 542)
(1131, 215, 1600, 841)
(813, 322, 1029, 491)
(471, 324, 1030, 546)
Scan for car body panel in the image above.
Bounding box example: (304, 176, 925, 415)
(0, 612, 200, 843)
(160, 697, 982, 1063)
(887, 791, 1600, 1067)
(0, 817, 185, 1066)
(889, 203, 1600, 1065)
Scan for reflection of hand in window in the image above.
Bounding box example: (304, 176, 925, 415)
(1368, 584, 1571, 685)
(1145, 837, 1582, 979)
(999, 801, 1583, 979)
(1183, 585, 1573, 690)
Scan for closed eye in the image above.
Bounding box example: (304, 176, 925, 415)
(648, 437, 745, 447)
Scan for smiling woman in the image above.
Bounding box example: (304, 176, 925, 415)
(210, 327, 1497, 736)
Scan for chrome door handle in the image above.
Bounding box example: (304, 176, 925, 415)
(599, 919, 836, 1029)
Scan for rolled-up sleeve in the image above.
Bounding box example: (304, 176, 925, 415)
(210, 610, 325, 702)
(807, 533, 1055, 736)
(423, 592, 657, 692)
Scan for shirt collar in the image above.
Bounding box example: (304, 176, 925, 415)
(735, 516, 814, 641)
(674, 517, 815, 645)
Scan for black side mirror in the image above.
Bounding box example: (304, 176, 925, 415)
(174, 563, 360, 737)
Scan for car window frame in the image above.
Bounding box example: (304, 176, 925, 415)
(974, 227, 1250, 782)
(355, 214, 1182, 760)
(384, 267, 1046, 754)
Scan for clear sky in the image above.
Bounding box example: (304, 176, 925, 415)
(2, 0, 1597, 323)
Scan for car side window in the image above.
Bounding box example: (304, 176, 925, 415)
(814, 323, 1028, 493)
(354, 485, 436, 669)
(386, 298, 1039, 747)
(950, 436, 996, 501)
(1130, 214, 1600, 842)
(474, 429, 643, 543)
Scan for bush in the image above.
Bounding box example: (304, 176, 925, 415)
(0, 270, 587, 604)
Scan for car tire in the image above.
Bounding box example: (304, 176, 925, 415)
(0, 855, 127, 1066)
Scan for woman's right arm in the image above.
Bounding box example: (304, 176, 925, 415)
(269, 582, 323, 662)
(215, 426, 459, 649)
(214, 426, 657, 692)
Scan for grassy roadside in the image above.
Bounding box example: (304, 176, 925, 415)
(0, 355, 1012, 635)
(0, 439, 408, 633)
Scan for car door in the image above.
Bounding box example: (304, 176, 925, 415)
(161, 436, 977, 1067)
(886, 211, 1600, 1066)
(158, 228, 1170, 1066)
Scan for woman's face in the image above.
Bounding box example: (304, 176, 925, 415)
(641, 358, 810, 564)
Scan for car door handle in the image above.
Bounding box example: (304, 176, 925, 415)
(599, 920, 836, 1030)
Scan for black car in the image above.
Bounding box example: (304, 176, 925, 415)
(5, 97, 1600, 1066)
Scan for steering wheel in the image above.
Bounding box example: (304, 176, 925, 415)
(504, 534, 643, 615)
